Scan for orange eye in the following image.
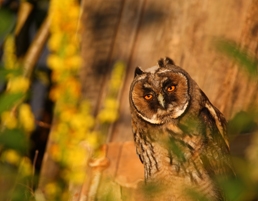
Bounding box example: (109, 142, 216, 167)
(144, 94, 153, 100)
(167, 85, 175, 92)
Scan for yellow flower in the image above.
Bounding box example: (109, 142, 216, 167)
(65, 78, 81, 99)
(67, 169, 86, 184)
(65, 55, 81, 70)
(50, 71, 61, 83)
(112, 61, 125, 78)
(46, 0, 90, 191)
(48, 32, 63, 52)
(65, 44, 77, 56)
(87, 132, 100, 148)
(69, 36, 80, 49)
(49, 143, 62, 161)
(110, 61, 125, 91)
(1, 111, 17, 129)
(45, 182, 61, 198)
(84, 115, 95, 129)
(79, 101, 91, 114)
(20, 157, 33, 177)
(62, 146, 88, 184)
(104, 98, 118, 110)
(2, 149, 21, 165)
(70, 113, 94, 132)
(60, 109, 74, 122)
(3, 35, 17, 69)
(68, 4, 80, 19)
(47, 54, 63, 70)
(57, 122, 69, 135)
(49, 85, 62, 101)
(19, 104, 35, 132)
(97, 108, 118, 123)
(7, 77, 30, 93)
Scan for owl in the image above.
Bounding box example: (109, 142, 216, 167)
(129, 57, 234, 201)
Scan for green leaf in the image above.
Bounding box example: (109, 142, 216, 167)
(228, 111, 257, 135)
(0, 8, 16, 44)
(185, 187, 210, 201)
(0, 93, 25, 113)
(167, 139, 185, 162)
(0, 129, 28, 154)
(215, 39, 258, 77)
(140, 181, 166, 198)
(0, 68, 23, 81)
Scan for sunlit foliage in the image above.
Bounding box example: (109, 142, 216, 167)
(0, 35, 35, 201)
(44, 0, 126, 200)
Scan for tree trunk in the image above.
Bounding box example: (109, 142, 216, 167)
(81, 0, 257, 142)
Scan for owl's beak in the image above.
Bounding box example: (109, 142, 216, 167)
(158, 94, 165, 108)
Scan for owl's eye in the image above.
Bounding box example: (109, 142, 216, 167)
(167, 85, 176, 92)
(144, 94, 153, 100)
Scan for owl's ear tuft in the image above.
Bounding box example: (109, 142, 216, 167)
(158, 57, 175, 67)
(165, 57, 175, 65)
(158, 58, 166, 67)
(134, 67, 144, 77)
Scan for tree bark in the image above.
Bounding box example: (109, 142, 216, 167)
(81, 0, 257, 142)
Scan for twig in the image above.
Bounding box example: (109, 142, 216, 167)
(23, 17, 50, 79)
(31, 150, 39, 189)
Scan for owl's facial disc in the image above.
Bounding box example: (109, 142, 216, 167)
(131, 69, 190, 124)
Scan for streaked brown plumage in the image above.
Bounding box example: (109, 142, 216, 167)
(129, 57, 234, 201)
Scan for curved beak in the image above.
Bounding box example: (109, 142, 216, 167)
(158, 94, 165, 108)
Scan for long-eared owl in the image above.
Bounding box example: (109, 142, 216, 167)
(129, 57, 233, 201)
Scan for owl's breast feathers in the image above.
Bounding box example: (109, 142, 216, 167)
(132, 94, 234, 200)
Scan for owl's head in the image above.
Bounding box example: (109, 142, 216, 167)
(130, 57, 194, 124)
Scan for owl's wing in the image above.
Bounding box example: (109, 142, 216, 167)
(199, 104, 235, 201)
(204, 100, 229, 151)
(199, 98, 234, 177)
(198, 90, 229, 150)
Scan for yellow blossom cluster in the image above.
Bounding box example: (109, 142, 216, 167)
(6, 77, 30, 93)
(1, 111, 17, 129)
(97, 98, 119, 123)
(19, 103, 35, 132)
(49, 77, 81, 103)
(47, 0, 82, 102)
(46, 0, 99, 192)
(97, 62, 125, 123)
(46, 0, 126, 197)
(50, 102, 97, 147)
(0, 28, 35, 201)
(48, 0, 80, 34)
(19, 157, 33, 177)
(0, 104, 35, 133)
(2, 35, 30, 94)
(45, 182, 62, 200)
(49, 101, 99, 162)
(110, 61, 125, 92)
(47, 0, 81, 76)
(47, 54, 81, 72)
(1, 35, 35, 134)
(62, 145, 89, 184)
(1, 149, 21, 165)
(2, 35, 17, 69)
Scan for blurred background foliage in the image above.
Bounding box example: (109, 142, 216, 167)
(0, 0, 258, 201)
(215, 39, 258, 201)
(0, 0, 125, 200)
